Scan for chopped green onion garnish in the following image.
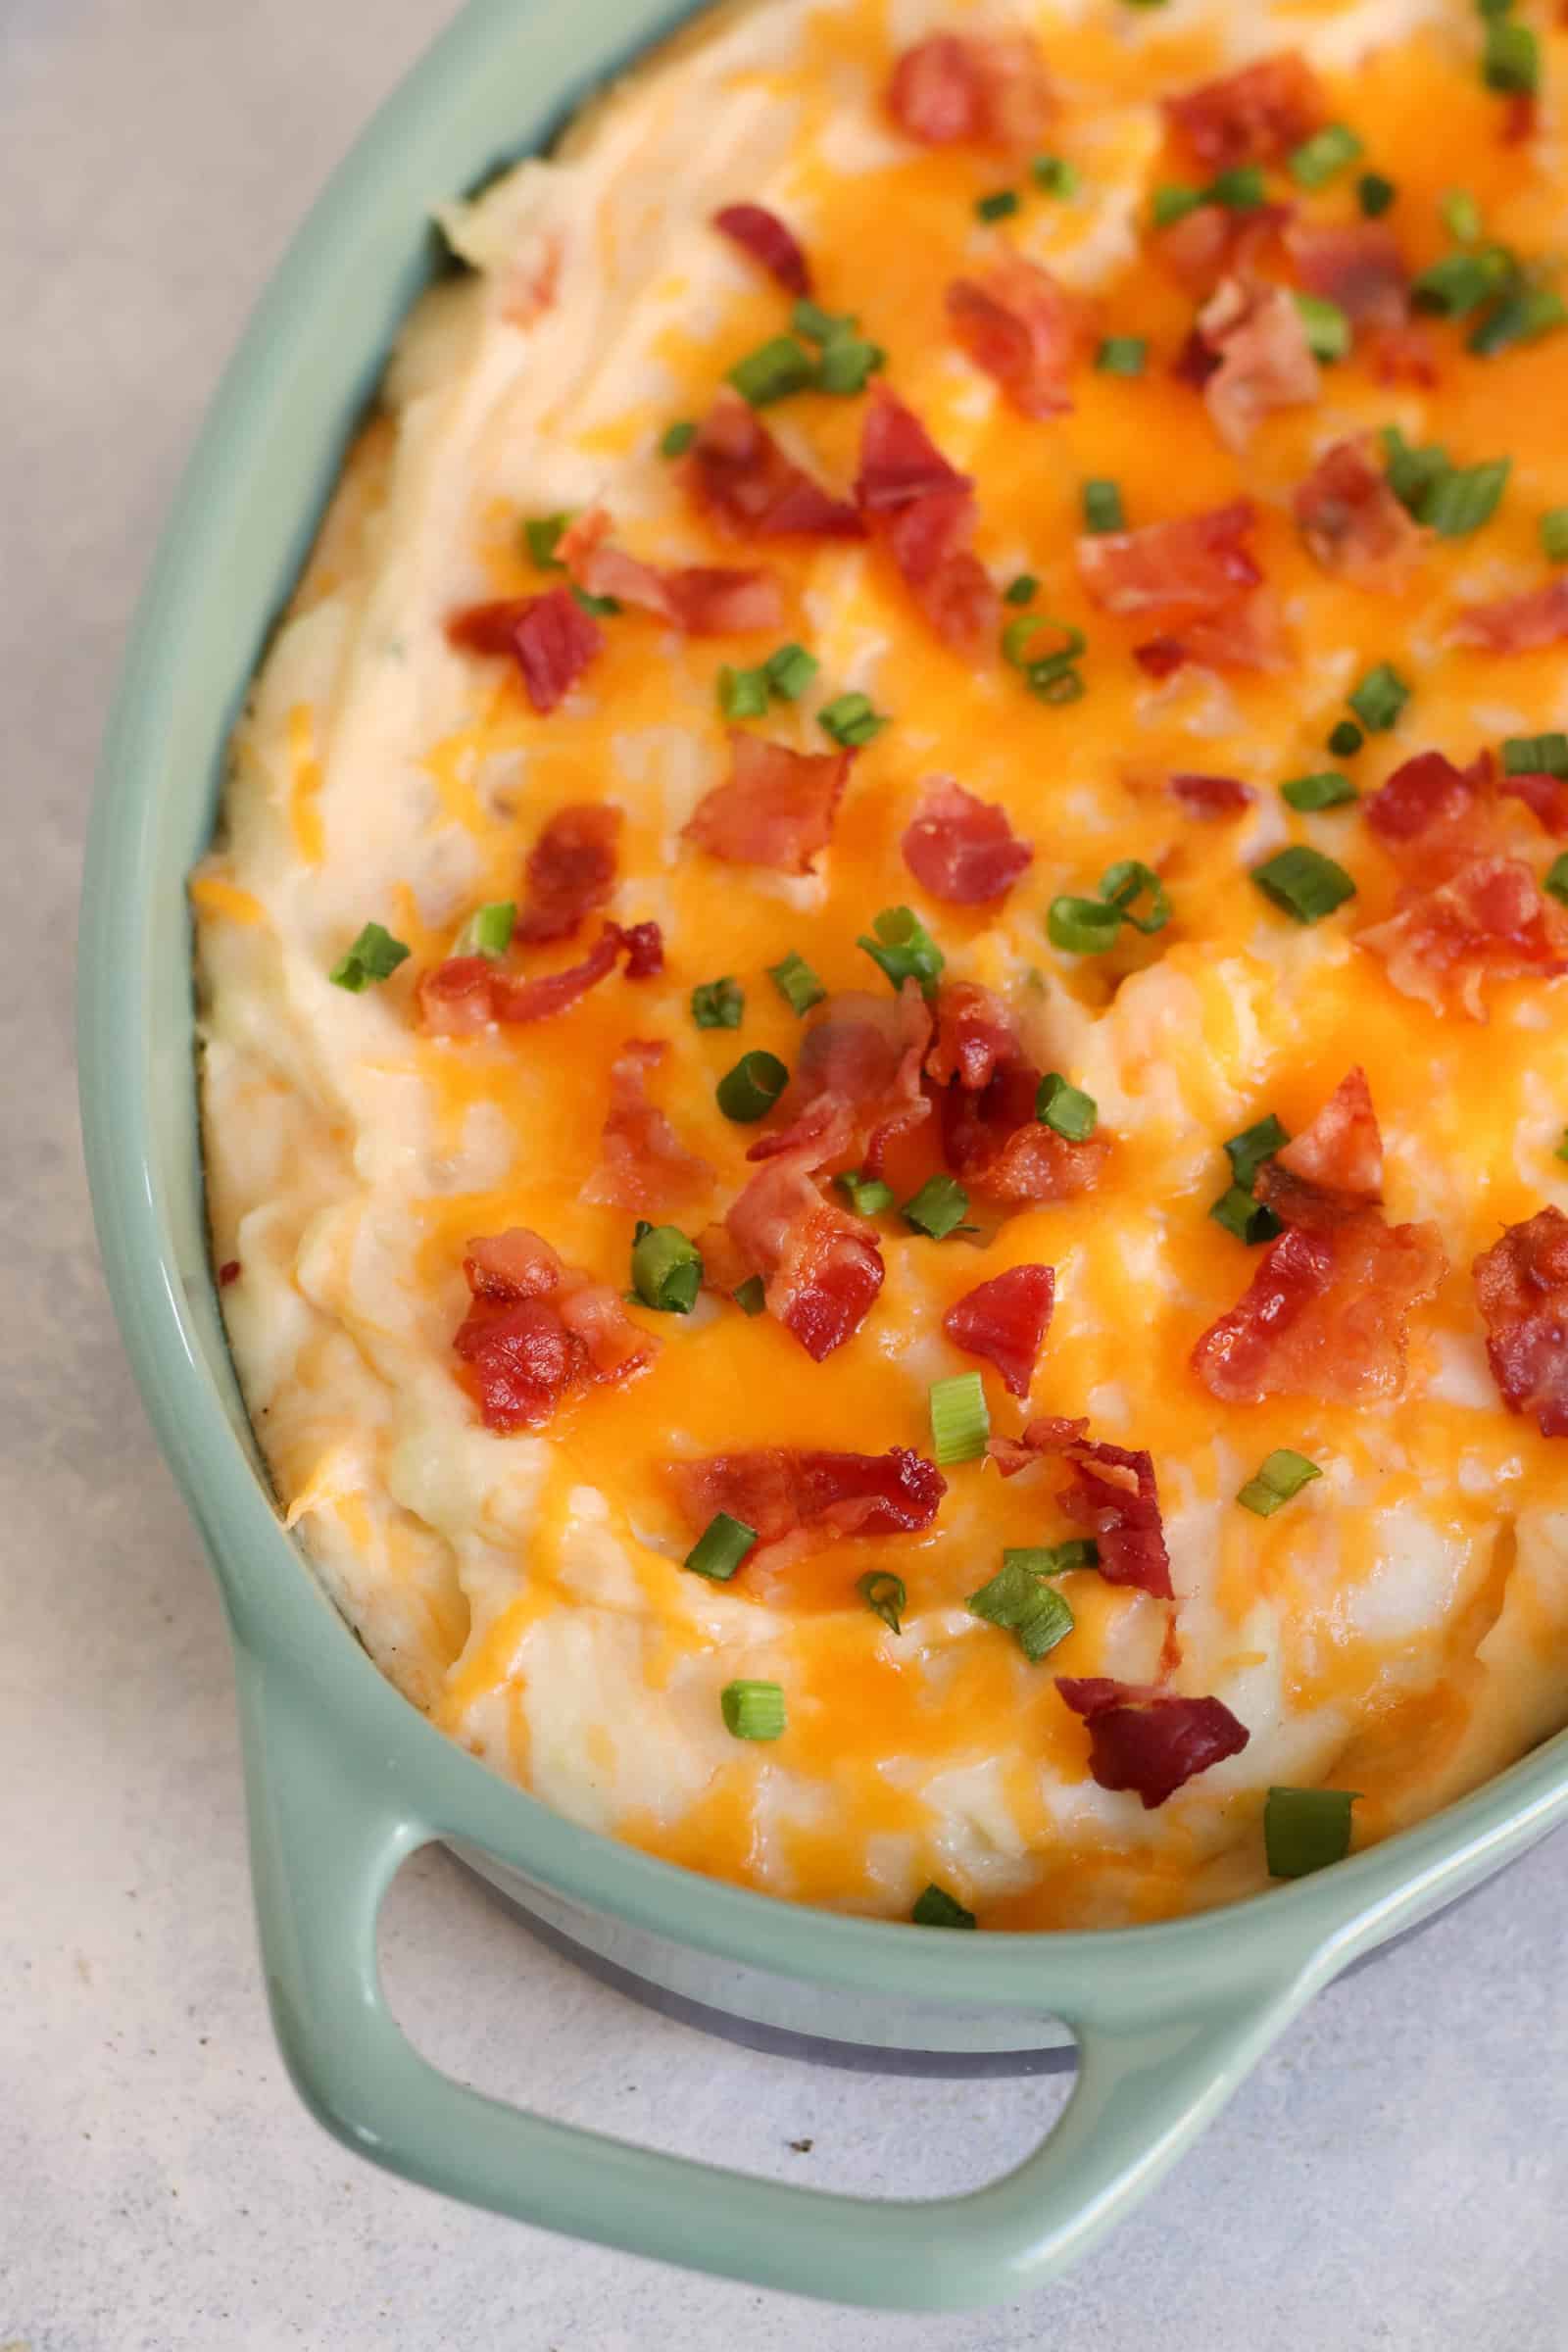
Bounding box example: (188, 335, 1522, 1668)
(1547, 855, 1568, 907)
(1441, 186, 1484, 244)
(858, 904, 944, 996)
(524, 512, 570, 569)
(1036, 1071, 1098, 1141)
(1382, 425, 1452, 514)
(661, 419, 696, 458)
(1357, 172, 1396, 219)
(966, 1556, 1075, 1661)
(685, 1511, 757, 1582)
(733, 1275, 766, 1315)
(767, 950, 826, 1015)
(1421, 457, 1510, 538)
(1210, 1184, 1284, 1246)
(1541, 508, 1568, 563)
(1483, 13, 1539, 92)
(726, 335, 815, 407)
(764, 642, 819, 702)
(930, 1370, 990, 1466)
(1328, 720, 1365, 759)
(1503, 733, 1568, 776)
(816, 336, 887, 395)
(1237, 1447, 1323, 1517)
(1224, 1112, 1290, 1189)
(715, 1050, 789, 1122)
(858, 1569, 906, 1634)
(901, 1174, 970, 1240)
(1207, 164, 1266, 210)
(1281, 770, 1357, 812)
(718, 663, 770, 719)
(818, 691, 888, 748)
(1003, 1540, 1100, 1576)
(1096, 335, 1148, 377)
(1003, 613, 1087, 670)
(456, 900, 516, 957)
(976, 187, 1020, 220)
(1049, 895, 1124, 955)
(570, 585, 620, 618)
(329, 922, 411, 992)
(1468, 285, 1568, 356)
(836, 1168, 895, 1216)
(1410, 245, 1515, 317)
(1152, 182, 1203, 228)
(1031, 154, 1080, 196)
(630, 1224, 704, 1315)
(1102, 858, 1171, 935)
(720, 1679, 786, 1740)
(691, 975, 745, 1029)
(1288, 122, 1363, 188)
(1082, 477, 1126, 533)
(1294, 291, 1351, 364)
(1555, 1127, 1568, 1164)
(1251, 845, 1356, 924)
(1264, 1787, 1357, 1879)
(1348, 660, 1410, 733)
(792, 298, 850, 344)
(911, 1883, 976, 1929)
(1004, 571, 1040, 606)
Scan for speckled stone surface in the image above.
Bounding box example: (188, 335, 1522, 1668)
(4, 3, 1568, 2343)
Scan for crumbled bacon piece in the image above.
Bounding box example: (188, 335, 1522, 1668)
(559, 509, 783, 636)
(218, 1258, 241, 1287)
(1169, 771, 1254, 818)
(684, 730, 852, 873)
(927, 983, 1107, 1204)
(1286, 220, 1409, 329)
(1500, 771, 1568, 837)
(1453, 577, 1568, 654)
(1196, 276, 1319, 453)
(583, 1040, 712, 1216)
(668, 1446, 946, 1564)
(945, 256, 1086, 418)
(712, 202, 812, 296)
(1359, 855, 1568, 1019)
(1501, 90, 1538, 145)
(445, 587, 601, 712)
(925, 979, 1017, 1093)
(1371, 319, 1440, 386)
(987, 1412, 1089, 1476)
(886, 29, 1053, 151)
(725, 1100, 884, 1359)
(517, 803, 621, 943)
(684, 393, 864, 541)
(1473, 1206, 1568, 1437)
(1255, 1067, 1383, 1229)
(1055, 1678, 1250, 1809)
(418, 922, 639, 1034)
(978, 1417, 1171, 1596)
(618, 919, 663, 979)
(755, 982, 932, 1177)
(454, 1227, 654, 1430)
(445, 599, 535, 658)
(1165, 53, 1326, 171)
(1152, 202, 1290, 300)
(1077, 499, 1261, 617)
(943, 1264, 1054, 1397)
(1294, 436, 1428, 592)
(855, 388, 999, 649)
(1363, 749, 1494, 878)
(901, 777, 1033, 904)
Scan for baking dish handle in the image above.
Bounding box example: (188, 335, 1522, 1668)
(236, 1644, 1315, 2312)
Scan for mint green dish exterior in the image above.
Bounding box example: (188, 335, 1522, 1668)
(77, 0, 1568, 2310)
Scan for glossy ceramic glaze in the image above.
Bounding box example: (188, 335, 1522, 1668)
(77, 0, 1568, 2308)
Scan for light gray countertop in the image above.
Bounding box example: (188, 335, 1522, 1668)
(4, 3, 1566, 2344)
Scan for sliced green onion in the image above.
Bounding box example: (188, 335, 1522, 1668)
(763, 642, 819, 702)
(817, 691, 888, 748)
(836, 1169, 895, 1216)
(1328, 719, 1365, 758)
(1421, 457, 1510, 538)
(691, 975, 745, 1029)
(901, 1174, 970, 1240)
(1031, 664, 1087, 706)
(1468, 285, 1568, 356)
(726, 335, 815, 406)
(1555, 1127, 1568, 1165)
(1503, 733, 1568, 776)
(816, 336, 888, 395)
(1282, 770, 1357, 812)
(1049, 895, 1124, 954)
(1294, 291, 1351, 364)
(1357, 172, 1396, 219)
(1210, 1184, 1284, 1246)
(976, 187, 1020, 220)
(1102, 858, 1171, 935)
(1003, 613, 1087, 670)
(1288, 122, 1363, 188)
(1382, 425, 1452, 514)
(1082, 477, 1126, 533)
(858, 904, 944, 996)
(570, 585, 620, 618)
(1224, 1111, 1290, 1189)
(1541, 508, 1568, 563)
(685, 1511, 757, 1582)
(1036, 1071, 1098, 1140)
(1251, 845, 1356, 923)
(930, 1371, 990, 1466)
(1441, 186, 1484, 244)
(661, 419, 696, 458)
(858, 1569, 906, 1634)
(1348, 661, 1410, 733)
(966, 1557, 1075, 1661)
(911, 1883, 976, 1929)
(1096, 335, 1148, 377)
(1004, 571, 1040, 606)
(1207, 164, 1266, 210)
(792, 298, 852, 345)
(720, 1679, 786, 1740)
(733, 1275, 766, 1316)
(1152, 182, 1202, 228)
(1546, 854, 1568, 907)
(329, 921, 411, 991)
(631, 1224, 704, 1314)
(1410, 245, 1515, 317)
(1264, 1787, 1357, 1879)
(523, 512, 570, 569)
(715, 1050, 789, 1122)
(1483, 13, 1539, 92)
(1237, 1447, 1323, 1517)
(718, 663, 770, 719)
(1031, 154, 1080, 196)
(456, 900, 516, 957)
(1003, 1540, 1100, 1576)
(767, 950, 826, 1014)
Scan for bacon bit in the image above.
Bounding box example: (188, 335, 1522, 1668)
(1255, 1067, 1383, 1229)
(684, 394, 864, 541)
(1363, 749, 1493, 873)
(1153, 203, 1290, 300)
(582, 1040, 713, 1216)
(454, 1227, 655, 1430)
(886, 29, 1053, 151)
(445, 599, 535, 657)
(1171, 326, 1222, 390)
(945, 256, 1087, 418)
(419, 922, 640, 1034)
(1501, 90, 1539, 145)
(1294, 436, 1428, 593)
(517, 803, 621, 943)
(855, 388, 999, 650)
(944, 1264, 1054, 1397)
(1500, 771, 1568, 837)
(1371, 319, 1440, 386)
(683, 730, 852, 873)
(979, 1418, 1172, 1597)
(446, 588, 602, 712)
(1134, 637, 1189, 681)
(928, 982, 1108, 1204)
(1196, 276, 1319, 454)
(1473, 1206, 1568, 1437)
(755, 982, 932, 1176)
(1169, 771, 1254, 818)
(712, 202, 812, 296)
(1285, 220, 1408, 329)
(1453, 577, 1568, 654)
(902, 778, 1034, 905)
(1359, 855, 1568, 1019)
(1078, 499, 1261, 617)
(1165, 53, 1327, 171)
(668, 1445, 945, 1564)
(218, 1259, 241, 1287)
(1055, 1678, 1250, 1809)
(559, 509, 783, 637)
(725, 1099, 885, 1359)
(925, 979, 1017, 1093)
(987, 1411, 1089, 1475)
(618, 919, 663, 979)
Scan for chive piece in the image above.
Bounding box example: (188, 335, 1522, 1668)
(1004, 571, 1040, 606)
(1251, 846, 1356, 923)
(1003, 1540, 1100, 1576)
(726, 336, 815, 407)
(816, 337, 887, 396)
(720, 1680, 786, 1740)
(792, 298, 852, 344)
(1048, 895, 1124, 954)
(1483, 13, 1539, 92)
(911, 1883, 976, 1929)
(966, 1557, 1075, 1662)
(976, 187, 1020, 220)
(570, 585, 620, 619)
(1288, 122, 1363, 188)
(661, 419, 696, 458)
(1328, 720, 1365, 758)
(524, 512, 570, 569)
(1348, 661, 1410, 732)
(1421, 457, 1510, 539)
(858, 904, 944, 996)
(1555, 1127, 1568, 1165)
(901, 1174, 970, 1239)
(1468, 286, 1568, 356)
(685, 1512, 757, 1582)
(763, 642, 819, 702)
(767, 950, 826, 1015)
(329, 922, 411, 991)
(1002, 614, 1087, 670)
(1476, 0, 1512, 18)
(1357, 172, 1396, 219)
(715, 1050, 788, 1122)
(1294, 291, 1351, 364)
(1152, 183, 1202, 228)
(1210, 1184, 1284, 1245)
(858, 1569, 907, 1634)
(1410, 246, 1515, 317)
(1264, 1787, 1357, 1879)
(836, 1169, 895, 1216)
(1223, 1112, 1290, 1189)
(1102, 858, 1171, 935)
(1031, 154, 1080, 196)
(1031, 665, 1086, 707)
(1237, 1447, 1323, 1517)
(1503, 733, 1568, 777)
(1096, 336, 1148, 377)
(1282, 770, 1358, 812)
(1207, 164, 1266, 210)
(456, 900, 516, 957)
(1547, 855, 1568, 908)
(818, 691, 888, 748)
(691, 975, 745, 1029)
(718, 663, 770, 719)
(1382, 425, 1452, 514)
(631, 1224, 704, 1315)
(1442, 187, 1483, 244)
(733, 1275, 766, 1316)
(1036, 1071, 1098, 1141)
(1082, 477, 1126, 534)
(1540, 508, 1568, 563)
(930, 1370, 991, 1466)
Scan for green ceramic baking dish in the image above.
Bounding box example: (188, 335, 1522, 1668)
(77, 0, 1568, 2311)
